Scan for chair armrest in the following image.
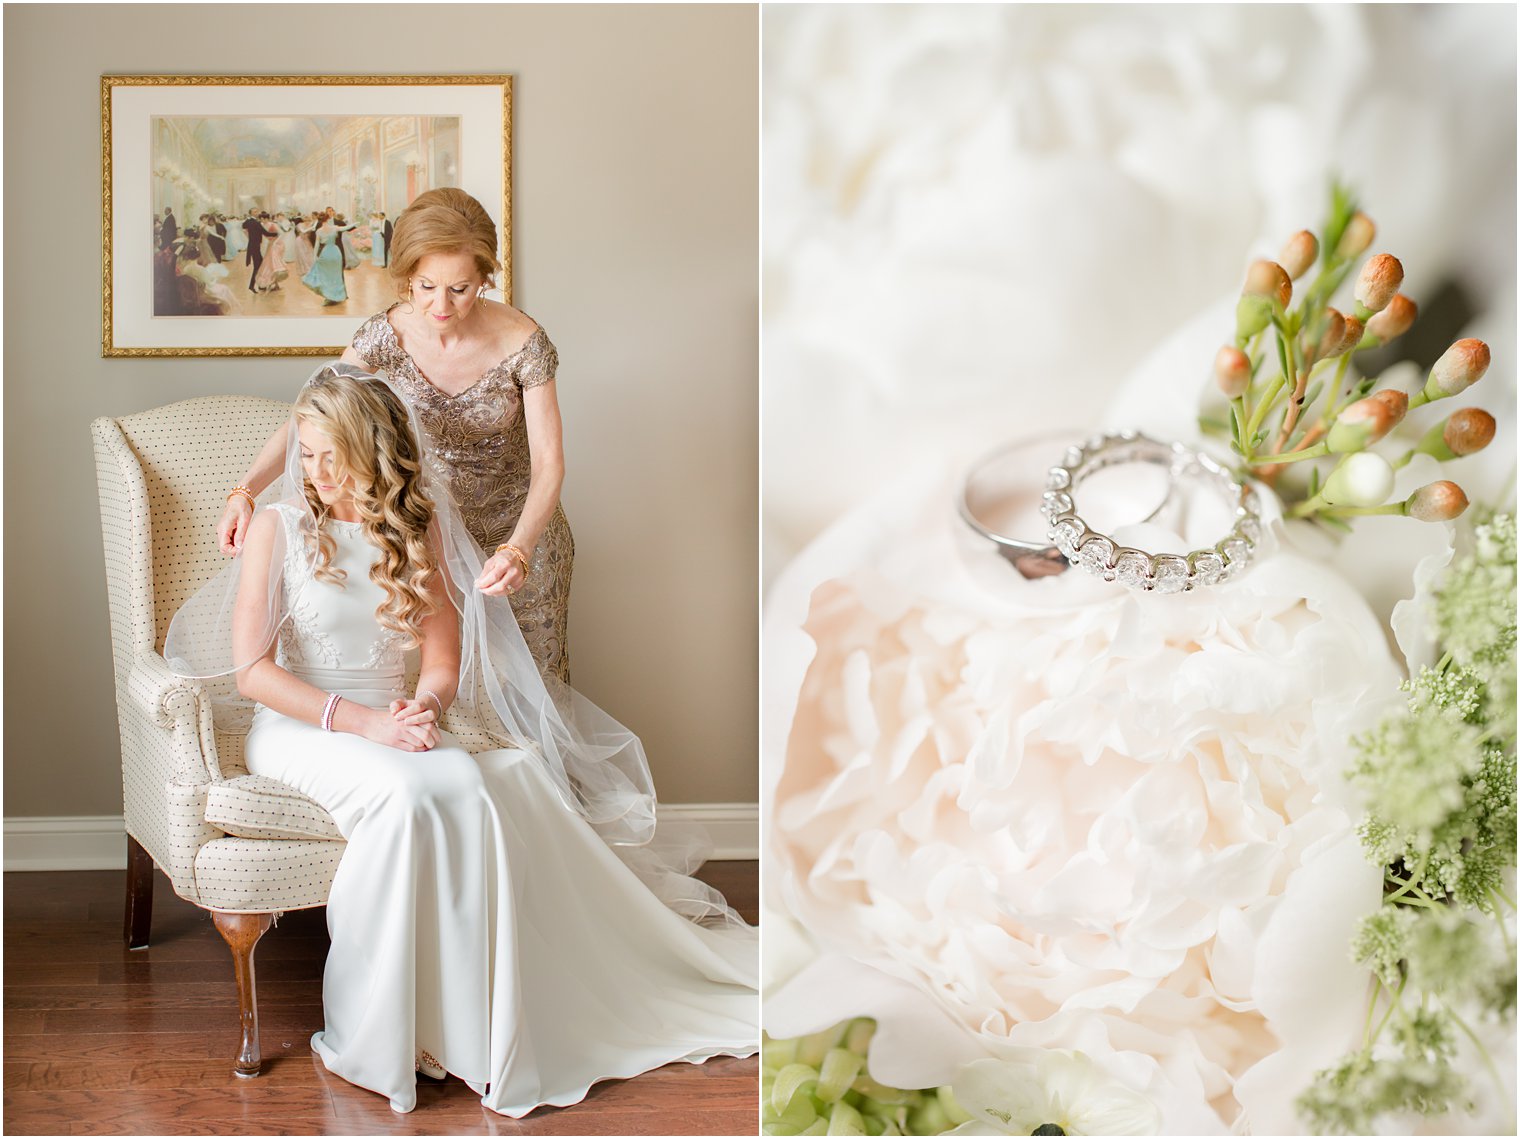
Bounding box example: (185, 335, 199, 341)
(124, 651, 216, 785)
(126, 650, 201, 725)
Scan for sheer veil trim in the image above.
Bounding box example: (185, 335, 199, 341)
(166, 362, 750, 931)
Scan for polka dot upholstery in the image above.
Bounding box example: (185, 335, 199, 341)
(194, 836, 344, 914)
(205, 774, 344, 842)
(92, 396, 347, 914)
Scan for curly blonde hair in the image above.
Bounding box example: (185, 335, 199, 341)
(388, 187, 501, 296)
(293, 370, 439, 647)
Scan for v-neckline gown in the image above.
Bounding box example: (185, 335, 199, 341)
(351, 311, 576, 684)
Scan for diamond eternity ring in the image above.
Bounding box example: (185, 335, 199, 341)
(1042, 431, 1261, 591)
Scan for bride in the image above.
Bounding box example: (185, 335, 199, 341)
(168, 367, 757, 1117)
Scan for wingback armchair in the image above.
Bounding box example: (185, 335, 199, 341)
(94, 395, 502, 1078)
(93, 395, 344, 1078)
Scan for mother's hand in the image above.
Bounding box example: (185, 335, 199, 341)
(218, 496, 254, 556)
(474, 550, 526, 597)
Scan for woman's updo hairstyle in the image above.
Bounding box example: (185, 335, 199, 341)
(388, 187, 501, 297)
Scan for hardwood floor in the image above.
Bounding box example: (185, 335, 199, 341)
(4, 865, 758, 1136)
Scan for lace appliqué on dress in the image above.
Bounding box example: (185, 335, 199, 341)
(515, 330, 558, 390)
(364, 625, 408, 670)
(275, 507, 343, 669)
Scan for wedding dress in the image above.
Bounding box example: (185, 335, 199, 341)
(242, 501, 758, 1115)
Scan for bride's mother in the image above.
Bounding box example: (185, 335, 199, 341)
(218, 188, 575, 684)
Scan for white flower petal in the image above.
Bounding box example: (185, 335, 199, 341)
(765, 954, 991, 1088)
(953, 1055, 1051, 1133)
(1232, 831, 1382, 1133)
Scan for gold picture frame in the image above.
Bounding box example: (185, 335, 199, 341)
(102, 73, 512, 358)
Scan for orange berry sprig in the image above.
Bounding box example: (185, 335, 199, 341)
(1209, 186, 1497, 530)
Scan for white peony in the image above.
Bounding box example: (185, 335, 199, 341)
(764, 462, 1402, 1133)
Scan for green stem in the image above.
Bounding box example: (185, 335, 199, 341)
(1246, 442, 1329, 466)
(1318, 502, 1410, 519)
(1447, 1007, 1515, 1129)
(1244, 375, 1287, 444)
(1391, 449, 1415, 470)
(1288, 494, 1329, 519)
(1360, 976, 1383, 1048)
(1389, 889, 1444, 911)
(1384, 852, 1430, 902)
(1390, 987, 1417, 1035)
(1369, 973, 1408, 1049)
(1490, 896, 1513, 953)
(1330, 353, 1353, 410)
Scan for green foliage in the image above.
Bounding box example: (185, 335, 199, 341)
(762, 1020, 969, 1136)
(1350, 907, 1413, 988)
(1320, 181, 1358, 264)
(1297, 1006, 1473, 1136)
(1347, 710, 1484, 844)
(1301, 513, 1516, 1134)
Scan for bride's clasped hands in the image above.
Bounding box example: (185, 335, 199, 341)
(382, 697, 441, 751)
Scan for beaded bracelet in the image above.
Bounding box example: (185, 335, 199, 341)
(417, 689, 444, 718)
(227, 485, 256, 511)
(321, 692, 342, 732)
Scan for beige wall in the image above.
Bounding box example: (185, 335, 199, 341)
(3, 4, 758, 816)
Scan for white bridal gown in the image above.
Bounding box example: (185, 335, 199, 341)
(245, 505, 759, 1115)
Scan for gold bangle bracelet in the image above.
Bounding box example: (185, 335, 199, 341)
(227, 486, 256, 511)
(495, 543, 530, 575)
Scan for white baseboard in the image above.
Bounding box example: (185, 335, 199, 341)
(4, 805, 758, 871)
(3, 816, 129, 871)
(656, 802, 759, 861)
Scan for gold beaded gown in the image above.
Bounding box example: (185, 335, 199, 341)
(351, 310, 574, 683)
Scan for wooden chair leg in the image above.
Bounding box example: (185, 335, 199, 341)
(123, 834, 154, 950)
(212, 911, 275, 1079)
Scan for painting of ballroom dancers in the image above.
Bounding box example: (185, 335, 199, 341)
(152, 230, 216, 316)
(150, 113, 459, 316)
(368, 211, 390, 267)
(301, 214, 358, 305)
(250, 212, 288, 293)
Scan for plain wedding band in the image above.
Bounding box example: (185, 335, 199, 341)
(958, 432, 1083, 580)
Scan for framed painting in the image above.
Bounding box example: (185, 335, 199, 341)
(102, 74, 512, 358)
